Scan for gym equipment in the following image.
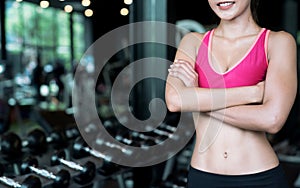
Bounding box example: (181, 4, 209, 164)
(0, 128, 69, 157)
(0, 132, 22, 158)
(21, 156, 70, 188)
(0, 164, 41, 188)
(72, 137, 122, 176)
(51, 150, 96, 185)
(0, 175, 42, 188)
(24, 128, 68, 150)
(72, 137, 112, 160)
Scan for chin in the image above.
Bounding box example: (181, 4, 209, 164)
(217, 14, 236, 21)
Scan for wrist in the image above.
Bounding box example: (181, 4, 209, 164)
(249, 85, 263, 104)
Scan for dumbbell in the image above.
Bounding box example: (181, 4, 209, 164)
(0, 164, 41, 188)
(51, 150, 96, 185)
(72, 137, 124, 161)
(130, 131, 160, 146)
(24, 128, 68, 150)
(20, 156, 70, 188)
(0, 132, 22, 158)
(0, 175, 41, 188)
(159, 123, 177, 133)
(146, 128, 179, 141)
(72, 137, 122, 176)
(114, 130, 157, 148)
(0, 129, 67, 157)
(0, 129, 47, 155)
(23, 129, 47, 153)
(103, 120, 156, 148)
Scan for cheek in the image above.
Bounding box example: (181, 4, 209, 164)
(208, 2, 218, 14)
(208, 0, 214, 8)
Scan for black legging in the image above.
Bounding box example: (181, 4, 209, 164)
(187, 164, 290, 188)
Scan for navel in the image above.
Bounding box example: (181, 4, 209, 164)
(223, 151, 228, 159)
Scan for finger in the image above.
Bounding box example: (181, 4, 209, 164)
(170, 64, 192, 79)
(174, 59, 197, 76)
(170, 67, 198, 84)
(171, 63, 197, 80)
(174, 59, 193, 66)
(168, 67, 195, 83)
(169, 69, 197, 87)
(169, 69, 191, 84)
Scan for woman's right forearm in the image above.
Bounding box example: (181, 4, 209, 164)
(165, 78, 263, 112)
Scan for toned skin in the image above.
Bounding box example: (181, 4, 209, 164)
(165, 0, 297, 175)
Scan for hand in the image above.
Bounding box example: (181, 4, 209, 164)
(255, 81, 265, 103)
(168, 59, 198, 87)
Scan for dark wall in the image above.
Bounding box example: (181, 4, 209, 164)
(170, 0, 284, 30)
(168, 0, 216, 26)
(90, 0, 286, 42)
(82, 0, 298, 36)
(258, 0, 284, 31)
(90, 1, 130, 41)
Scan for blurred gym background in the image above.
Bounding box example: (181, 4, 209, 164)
(0, 0, 299, 187)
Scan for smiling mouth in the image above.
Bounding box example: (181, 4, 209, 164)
(217, 1, 235, 7)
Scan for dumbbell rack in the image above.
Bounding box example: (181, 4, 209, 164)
(0, 131, 131, 188)
(0, 105, 195, 188)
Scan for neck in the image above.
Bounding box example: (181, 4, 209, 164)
(215, 15, 261, 39)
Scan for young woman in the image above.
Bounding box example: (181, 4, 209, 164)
(165, 0, 297, 187)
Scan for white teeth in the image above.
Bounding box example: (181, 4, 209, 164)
(218, 2, 234, 7)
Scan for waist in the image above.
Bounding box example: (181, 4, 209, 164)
(191, 115, 279, 174)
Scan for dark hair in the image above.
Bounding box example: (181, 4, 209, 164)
(251, 0, 260, 24)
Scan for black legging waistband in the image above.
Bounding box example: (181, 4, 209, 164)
(187, 164, 290, 188)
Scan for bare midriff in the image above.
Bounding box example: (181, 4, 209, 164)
(190, 113, 279, 175)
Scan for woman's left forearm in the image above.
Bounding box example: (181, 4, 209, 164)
(208, 96, 295, 134)
(208, 103, 278, 133)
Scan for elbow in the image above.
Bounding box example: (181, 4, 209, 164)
(165, 89, 182, 112)
(265, 114, 285, 134)
(165, 96, 182, 112)
(166, 102, 181, 112)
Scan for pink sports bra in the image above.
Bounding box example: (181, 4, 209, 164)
(195, 28, 270, 88)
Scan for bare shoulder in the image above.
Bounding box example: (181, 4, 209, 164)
(175, 31, 208, 63)
(268, 30, 297, 51)
(267, 30, 297, 67)
(179, 31, 206, 48)
(183, 31, 205, 40)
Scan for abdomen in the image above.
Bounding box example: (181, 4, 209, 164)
(191, 113, 279, 175)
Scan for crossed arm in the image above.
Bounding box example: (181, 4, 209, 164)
(165, 31, 297, 134)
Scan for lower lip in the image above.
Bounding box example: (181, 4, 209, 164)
(218, 3, 234, 10)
